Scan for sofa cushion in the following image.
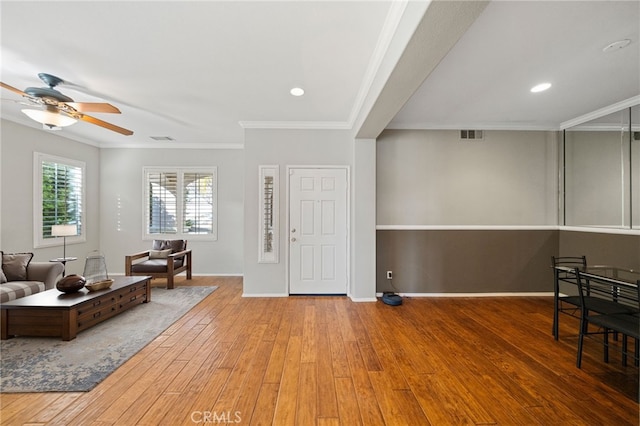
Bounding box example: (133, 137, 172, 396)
(0, 250, 5, 283)
(2, 252, 34, 281)
(0, 281, 45, 303)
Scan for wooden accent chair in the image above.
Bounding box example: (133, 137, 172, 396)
(125, 240, 192, 289)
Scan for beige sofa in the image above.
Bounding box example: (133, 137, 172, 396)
(1, 259, 64, 303)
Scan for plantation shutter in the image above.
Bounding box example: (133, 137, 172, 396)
(146, 171, 178, 234)
(183, 172, 214, 234)
(42, 160, 83, 238)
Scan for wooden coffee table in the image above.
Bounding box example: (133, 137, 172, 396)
(1, 276, 151, 341)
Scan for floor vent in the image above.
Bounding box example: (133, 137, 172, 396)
(460, 130, 483, 140)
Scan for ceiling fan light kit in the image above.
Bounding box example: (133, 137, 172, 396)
(1, 73, 133, 136)
(21, 107, 77, 128)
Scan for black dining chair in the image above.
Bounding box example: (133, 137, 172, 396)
(552, 256, 638, 340)
(552, 256, 587, 339)
(576, 272, 640, 369)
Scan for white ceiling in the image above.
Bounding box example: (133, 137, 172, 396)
(389, 0, 640, 131)
(1, 1, 639, 148)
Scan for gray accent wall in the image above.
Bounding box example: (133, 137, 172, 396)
(559, 230, 640, 270)
(377, 229, 558, 293)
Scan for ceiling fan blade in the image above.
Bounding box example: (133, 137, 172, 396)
(1, 81, 28, 97)
(66, 102, 121, 114)
(77, 114, 133, 136)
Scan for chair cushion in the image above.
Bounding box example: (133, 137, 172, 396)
(152, 240, 186, 253)
(131, 257, 184, 274)
(0, 281, 45, 303)
(149, 249, 172, 259)
(589, 313, 640, 339)
(560, 295, 638, 315)
(2, 252, 34, 281)
(131, 259, 169, 273)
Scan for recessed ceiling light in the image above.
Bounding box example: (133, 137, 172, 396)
(530, 82, 551, 93)
(290, 87, 305, 97)
(603, 39, 631, 53)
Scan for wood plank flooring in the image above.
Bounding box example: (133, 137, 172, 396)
(1, 276, 638, 425)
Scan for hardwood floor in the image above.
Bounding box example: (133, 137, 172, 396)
(1, 276, 638, 425)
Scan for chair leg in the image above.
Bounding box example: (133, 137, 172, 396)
(553, 278, 559, 340)
(553, 301, 559, 340)
(577, 317, 587, 368)
(186, 251, 192, 280)
(622, 335, 628, 366)
(167, 257, 175, 289)
(125, 256, 132, 276)
(603, 328, 609, 363)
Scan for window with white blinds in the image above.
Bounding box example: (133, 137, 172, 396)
(34, 153, 85, 248)
(144, 167, 217, 239)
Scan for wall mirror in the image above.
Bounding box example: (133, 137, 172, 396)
(633, 104, 640, 229)
(564, 104, 639, 229)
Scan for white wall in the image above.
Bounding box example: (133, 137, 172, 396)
(0, 120, 101, 276)
(99, 148, 244, 275)
(377, 129, 559, 226)
(243, 128, 370, 297)
(1, 119, 379, 295)
(351, 139, 377, 300)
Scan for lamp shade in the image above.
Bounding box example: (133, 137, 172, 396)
(51, 224, 77, 237)
(22, 109, 77, 127)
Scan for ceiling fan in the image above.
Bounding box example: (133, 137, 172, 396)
(1, 73, 133, 136)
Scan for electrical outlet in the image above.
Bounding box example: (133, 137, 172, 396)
(386, 270, 393, 280)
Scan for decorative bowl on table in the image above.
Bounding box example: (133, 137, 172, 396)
(56, 274, 86, 293)
(85, 279, 114, 292)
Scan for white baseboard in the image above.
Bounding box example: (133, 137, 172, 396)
(350, 297, 377, 302)
(376, 292, 554, 298)
(109, 273, 243, 277)
(196, 273, 244, 277)
(242, 293, 289, 298)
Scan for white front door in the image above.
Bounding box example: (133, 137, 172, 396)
(289, 168, 348, 294)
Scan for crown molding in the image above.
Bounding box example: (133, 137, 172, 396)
(238, 121, 351, 130)
(560, 95, 640, 130)
(384, 122, 560, 131)
(99, 142, 243, 149)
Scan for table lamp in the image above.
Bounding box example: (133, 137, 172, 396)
(51, 224, 77, 260)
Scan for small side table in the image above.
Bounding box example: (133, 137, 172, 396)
(50, 257, 78, 277)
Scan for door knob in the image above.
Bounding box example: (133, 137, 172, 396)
(291, 228, 296, 233)
(291, 237, 297, 242)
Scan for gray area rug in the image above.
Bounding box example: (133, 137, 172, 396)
(0, 286, 216, 393)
